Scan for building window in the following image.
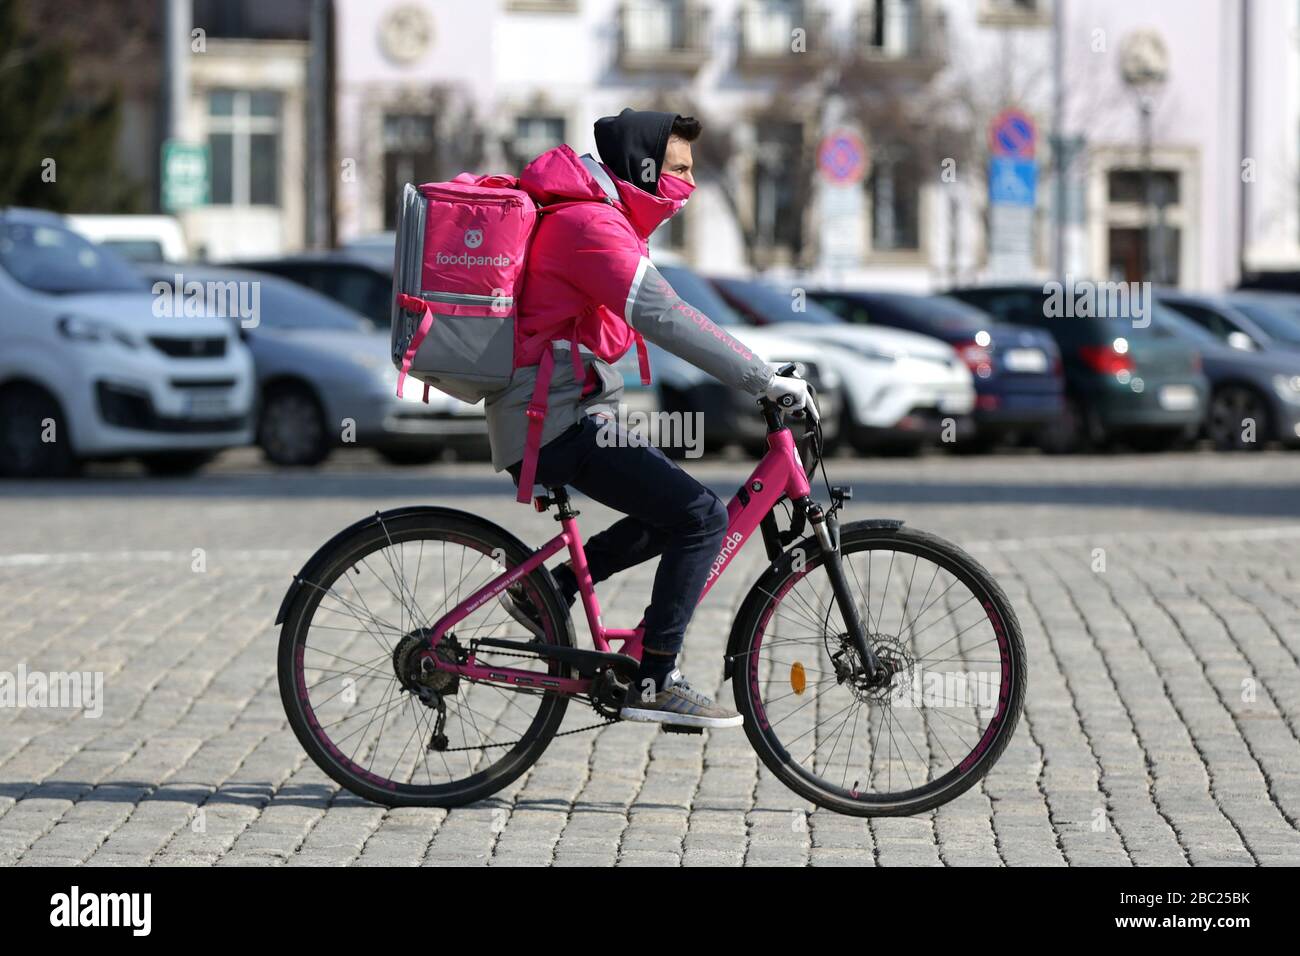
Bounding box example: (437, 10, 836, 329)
(504, 0, 579, 12)
(511, 115, 567, 166)
(1104, 166, 1182, 284)
(979, 0, 1049, 27)
(753, 120, 805, 253)
(1107, 169, 1180, 205)
(868, 145, 921, 252)
(746, 0, 800, 54)
(382, 113, 438, 230)
(207, 89, 282, 207)
(866, 0, 922, 56)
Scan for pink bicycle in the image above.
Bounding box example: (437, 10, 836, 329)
(276, 378, 1026, 816)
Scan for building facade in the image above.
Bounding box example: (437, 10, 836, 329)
(154, 0, 1300, 290)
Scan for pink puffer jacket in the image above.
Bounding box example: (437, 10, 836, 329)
(514, 144, 686, 370)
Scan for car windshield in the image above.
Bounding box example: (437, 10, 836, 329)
(1230, 298, 1300, 346)
(0, 220, 147, 293)
(718, 280, 841, 325)
(892, 294, 996, 334)
(103, 239, 166, 263)
(249, 276, 373, 331)
(657, 264, 745, 326)
(1153, 303, 1223, 347)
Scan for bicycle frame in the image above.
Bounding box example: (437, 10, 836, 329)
(422, 417, 813, 697)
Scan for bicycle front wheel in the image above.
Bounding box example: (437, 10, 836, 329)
(731, 522, 1026, 817)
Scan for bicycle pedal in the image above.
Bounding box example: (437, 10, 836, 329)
(661, 724, 704, 735)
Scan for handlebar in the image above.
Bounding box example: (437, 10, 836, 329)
(758, 362, 820, 423)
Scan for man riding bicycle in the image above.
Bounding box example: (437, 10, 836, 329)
(490, 108, 815, 729)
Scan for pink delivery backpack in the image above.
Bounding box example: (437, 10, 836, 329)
(391, 173, 631, 502)
(390, 176, 542, 405)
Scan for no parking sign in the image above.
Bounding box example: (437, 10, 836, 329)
(817, 129, 870, 185)
(989, 109, 1037, 159)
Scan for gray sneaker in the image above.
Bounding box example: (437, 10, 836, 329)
(619, 669, 744, 729)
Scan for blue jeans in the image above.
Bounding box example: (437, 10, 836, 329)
(509, 415, 728, 658)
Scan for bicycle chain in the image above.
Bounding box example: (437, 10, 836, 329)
(438, 642, 618, 752)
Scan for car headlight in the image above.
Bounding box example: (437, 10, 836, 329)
(56, 315, 137, 349)
(1273, 374, 1300, 404)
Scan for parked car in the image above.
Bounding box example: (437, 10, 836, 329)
(1157, 290, 1299, 354)
(710, 276, 976, 454)
(1223, 292, 1300, 353)
(136, 264, 489, 467)
(1238, 270, 1300, 294)
(947, 284, 1207, 452)
(1154, 305, 1300, 449)
(64, 214, 189, 264)
(652, 263, 842, 456)
(0, 208, 254, 477)
(809, 289, 1064, 450)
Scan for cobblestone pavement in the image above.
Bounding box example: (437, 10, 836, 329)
(1, 449, 1298, 866)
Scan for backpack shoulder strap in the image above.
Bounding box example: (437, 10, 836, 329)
(579, 154, 620, 202)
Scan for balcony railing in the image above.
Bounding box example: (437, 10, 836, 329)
(618, 1, 711, 72)
(851, 2, 947, 73)
(737, 1, 832, 71)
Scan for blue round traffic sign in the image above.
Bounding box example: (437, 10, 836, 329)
(989, 109, 1036, 159)
(818, 130, 869, 185)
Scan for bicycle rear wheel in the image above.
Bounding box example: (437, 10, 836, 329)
(277, 508, 574, 808)
(731, 522, 1026, 816)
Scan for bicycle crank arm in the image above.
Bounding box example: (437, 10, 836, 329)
(807, 503, 882, 682)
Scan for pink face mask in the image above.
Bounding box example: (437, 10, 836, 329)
(657, 172, 695, 211)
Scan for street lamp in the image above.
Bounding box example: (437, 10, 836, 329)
(1120, 30, 1170, 284)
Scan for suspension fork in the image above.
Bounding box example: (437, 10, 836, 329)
(805, 500, 882, 682)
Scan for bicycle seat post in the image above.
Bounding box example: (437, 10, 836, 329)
(540, 486, 577, 522)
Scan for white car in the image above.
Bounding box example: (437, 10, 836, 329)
(647, 264, 844, 454)
(0, 209, 255, 477)
(64, 214, 189, 264)
(711, 277, 977, 453)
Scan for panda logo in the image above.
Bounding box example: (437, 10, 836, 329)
(464, 229, 483, 249)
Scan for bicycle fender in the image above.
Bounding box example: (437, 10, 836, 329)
(274, 506, 539, 626)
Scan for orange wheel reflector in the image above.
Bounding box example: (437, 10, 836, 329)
(790, 661, 807, 695)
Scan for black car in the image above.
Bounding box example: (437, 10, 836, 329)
(948, 284, 1208, 452)
(231, 252, 394, 329)
(810, 290, 1065, 449)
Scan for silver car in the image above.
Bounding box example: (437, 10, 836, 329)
(136, 264, 488, 466)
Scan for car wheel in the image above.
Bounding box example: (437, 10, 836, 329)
(377, 445, 443, 466)
(258, 382, 331, 467)
(0, 384, 78, 478)
(1039, 396, 1093, 454)
(139, 451, 216, 476)
(1207, 385, 1270, 451)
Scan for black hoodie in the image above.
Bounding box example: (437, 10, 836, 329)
(593, 108, 678, 194)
